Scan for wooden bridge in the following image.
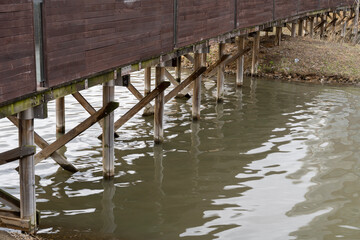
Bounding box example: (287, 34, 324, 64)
(0, 0, 354, 233)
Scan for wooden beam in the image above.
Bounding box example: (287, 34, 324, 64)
(298, 19, 304, 36)
(8, 116, 78, 173)
(275, 27, 282, 46)
(164, 68, 191, 98)
(314, 19, 327, 32)
(309, 17, 314, 37)
(175, 56, 182, 82)
(35, 102, 119, 162)
(204, 54, 230, 77)
(154, 67, 165, 144)
(286, 24, 292, 32)
(72, 92, 120, 138)
(165, 67, 207, 103)
(0, 189, 20, 211)
(291, 22, 297, 37)
(224, 48, 251, 67)
(106, 82, 170, 136)
(192, 53, 204, 120)
(0, 215, 30, 231)
(0, 146, 35, 165)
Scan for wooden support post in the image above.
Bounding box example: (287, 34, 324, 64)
(175, 56, 181, 83)
(310, 17, 314, 37)
(341, 18, 347, 40)
(143, 67, 154, 116)
(291, 22, 297, 37)
(353, 0, 359, 45)
(102, 80, 115, 178)
(193, 53, 203, 120)
(320, 15, 325, 38)
(217, 43, 225, 102)
(298, 19, 304, 37)
(154, 66, 165, 144)
(251, 32, 260, 76)
(18, 108, 36, 233)
(275, 27, 282, 46)
(56, 97, 65, 134)
(236, 36, 245, 87)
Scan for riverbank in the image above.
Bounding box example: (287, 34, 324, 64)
(185, 35, 360, 86)
(0, 231, 43, 240)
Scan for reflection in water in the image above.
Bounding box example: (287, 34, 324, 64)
(2, 70, 360, 239)
(101, 179, 116, 234)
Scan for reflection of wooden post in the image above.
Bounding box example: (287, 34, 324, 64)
(102, 80, 115, 178)
(291, 22, 296, 37)
(19, 108, 36, 233)
(298, 19, 304, 36)
(56, 97, 65, 134)
(236, 36, 245, 87)
(175, 56, 181, 83)
(251, 32, 260, 76)
(192, 53, 203, 120)
(275, 27, 282, 46)
(154, 66, 165, 144)
(310, 17, 314, 37)
(217, 43, 225, 102)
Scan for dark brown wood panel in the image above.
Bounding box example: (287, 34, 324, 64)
(298, 0, 319, 13)
(177, 0, 234, 48)
(319, 0, 329, 9)
(274, 0, 298, 20)
(0, 0, 36, 104)
(237, 0, 273, 29)
(43, 0, 174, 87)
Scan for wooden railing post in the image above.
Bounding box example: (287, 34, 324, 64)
(102, 80, 115, 178)
(18, 108, 36, 233)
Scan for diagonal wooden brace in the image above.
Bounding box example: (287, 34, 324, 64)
(8, 116, 79, 173)
(164, 69, 191, 98)
(35, 102, 119, 163)
(126, 83, 155, 113)
(72, 92, 120, 138)
(184, 54, 194, 64)
(165, 67, 207, 103)
(97, 82, 170, 139)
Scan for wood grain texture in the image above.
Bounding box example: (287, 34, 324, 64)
(0, 0, 36, 104)
(42, 0, 174, 87)
(237, 0, 273, 29)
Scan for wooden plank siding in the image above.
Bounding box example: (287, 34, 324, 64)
(42, 0, 174, 87)
(176, 0, 234, 48)
(0, 0, 36, 104)
(0, 0, 354, 106)
(237, 0, 273, 29)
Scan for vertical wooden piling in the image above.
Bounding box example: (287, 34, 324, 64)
(56, 97, 65, 134)
(217, 43, 225, 102)
(353, 0, 359, 45)
(310, 17, 314, 37)
(298, 19, 304, 37)
(154, 66, 165, 143)
(192, 53, 203, 120)
(18, 108, 36, 233)
(236, 36, 245, 87)
(102, 80, 115, 178)
(144, 67, 151, 96)
(251, 32, 260, 76)
(175, 56, 182, 83)
(275, 27, 282, 46)
(320, 15, 325, 39)
(291, 22, 297, 37)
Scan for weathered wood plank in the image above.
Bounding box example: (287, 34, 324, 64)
(0, 146, 35, 165)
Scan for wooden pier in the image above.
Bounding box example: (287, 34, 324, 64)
(0, 0, 355, 233)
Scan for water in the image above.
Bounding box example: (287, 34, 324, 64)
(1, 71, 360, 239)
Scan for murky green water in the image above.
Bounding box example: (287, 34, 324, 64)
(1, 71, 360, 239)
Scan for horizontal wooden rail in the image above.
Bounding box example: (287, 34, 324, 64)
(0, 146, 35, 165)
